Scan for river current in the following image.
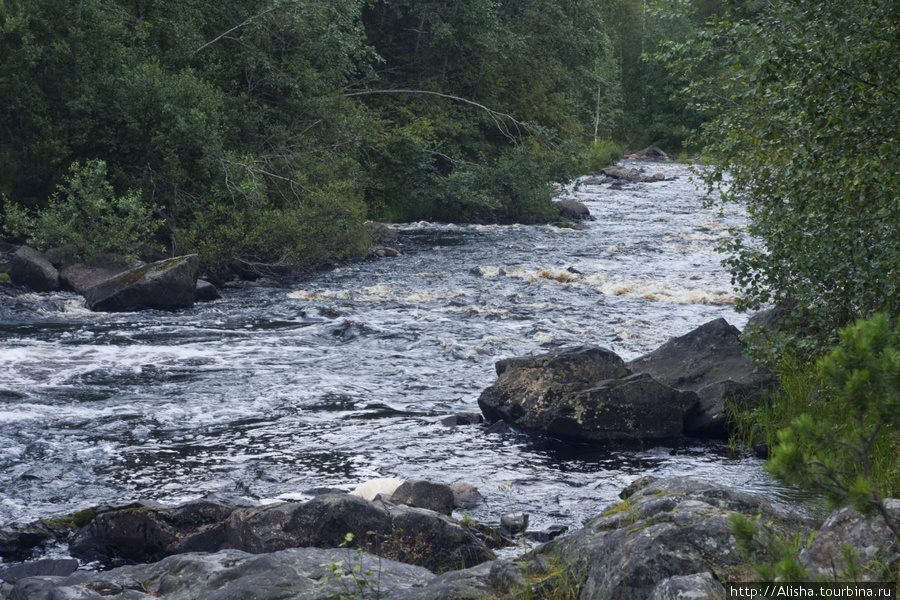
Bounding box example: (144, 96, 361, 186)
(0, 161, 799, 559)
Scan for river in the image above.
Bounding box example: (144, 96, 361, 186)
(0, 161, 798, 561)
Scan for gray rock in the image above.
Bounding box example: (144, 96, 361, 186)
(621, 475, 659, 500)
(0, 558, 79, 584)
(11, 547, 434, 600)
(683, 380, 764, 438)
(195, 279, 221, 302)
(71, 494, 492, 573)
(59, 257, 144, 295)
(83, 254, 199, 311)
(800, 501, 900, 581)
(648, 572, 725, 600)
(628, 319, 773, 438)
(556, 199, 592, 221)
(10, 246, 59, 292)
(536, 476, 817, 600)
(390, 480, 455, 515)
(450, 483, 484, 510)
(500, 512, 529, 536)
(479, 346, 698, 442)
(440, 413, 483, 427)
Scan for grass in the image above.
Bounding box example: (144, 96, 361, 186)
(730, 352, 900, 498)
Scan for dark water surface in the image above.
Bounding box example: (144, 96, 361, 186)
(0, 162, 804, 560)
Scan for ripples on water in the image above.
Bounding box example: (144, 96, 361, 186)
(0, 162, 805, 558)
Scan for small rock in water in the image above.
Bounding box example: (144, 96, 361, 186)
(450, 482, 484, 509)
(500, 512, 529, 536)
(440, 413, 484, 427)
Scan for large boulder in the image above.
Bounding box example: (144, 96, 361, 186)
(82, 254, 200, 311)
(799, 501, 900, 581)
(9, 246, 59, 292)
(59, 257, 144, 295)
(556, 199, 592, 221)
(70, 494, 493, 573)
(535, 476, 818, 600)
(627, 319, 773, 438)
(478, 346, 699, 442)
(8, 547, 435, 600)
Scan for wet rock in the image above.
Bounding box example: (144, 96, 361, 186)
(9, 246, 59, 292)
(0, 558, 79, 584)
(626, 146, 670, 160)
(9, 548, 434, 600)
(628, 319, 774, 438)
(390, 480, 455, 515)
(602, 165, 643, 181)
(800, 501, 900, 581)
(500, 512, 529, 536)
(195, 279, 221, 302)
(0, 509, 95, 562)
(368, 245, 400, 258)
(450, 482, 484, 509)
(620, 475, 659, 500)
(684, 380, 765, 438)
(59, 257, 144, 295)
(440, 412, 484, 427)
(556, 199, 592, 221)
(366, 221, 401, 246)
(70, 498, 242, 564)
(478, 346, 698, 442)
(82, 254, 200, 312)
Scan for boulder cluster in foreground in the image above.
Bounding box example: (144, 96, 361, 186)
(2, 476, 898, 600)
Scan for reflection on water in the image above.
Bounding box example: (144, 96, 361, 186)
(0, 162, 802, 555)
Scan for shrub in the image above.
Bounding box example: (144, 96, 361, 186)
(2, 160, 160, 262)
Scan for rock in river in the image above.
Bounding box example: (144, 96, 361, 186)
(477, 346, 698, 442)
(82, 254, 200, 311)
(627, 318, 774, 438)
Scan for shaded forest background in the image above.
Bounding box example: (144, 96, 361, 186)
(0, 0, 729, 279)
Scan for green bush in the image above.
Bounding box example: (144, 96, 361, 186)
(768, 314, 900, 543)
(582, 138, 625, 172)
(2, 160, 160, 262)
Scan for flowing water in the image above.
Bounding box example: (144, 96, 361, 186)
(0, 162, 802, 561)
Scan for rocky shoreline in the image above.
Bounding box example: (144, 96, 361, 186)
(2, 475, 898, 599)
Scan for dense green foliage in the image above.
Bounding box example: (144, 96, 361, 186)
(661, 0, 900, 344)
(3, 0, 697, 276)
(3, 160, 160, 262)
(768, 315, 900, 515)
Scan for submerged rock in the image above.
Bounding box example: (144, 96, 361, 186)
(478, 346, 698, 442)
(82, 254, 200, 311)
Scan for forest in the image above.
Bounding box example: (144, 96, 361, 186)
(0, 0, 721, 279)
(0, 0, 897, 337)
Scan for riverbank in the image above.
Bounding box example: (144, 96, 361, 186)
(2, 475, 897, 599)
